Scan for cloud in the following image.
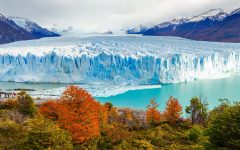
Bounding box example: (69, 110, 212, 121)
(0, 0, 239, 32)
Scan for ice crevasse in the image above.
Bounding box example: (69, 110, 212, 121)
(0, 35, 240, 85)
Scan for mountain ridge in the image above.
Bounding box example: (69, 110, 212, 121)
(126, 25, 149, 34)
(9, 16, 60, 38)
(143, 7, 240, 43)
(0, 14, 59, 44)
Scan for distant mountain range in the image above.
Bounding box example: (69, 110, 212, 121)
(126, 25, 149, 34)
(128, 8, 240, 43)
(0, 14, 59, 44)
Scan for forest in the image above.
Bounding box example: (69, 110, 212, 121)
(0, 86, 239, 150)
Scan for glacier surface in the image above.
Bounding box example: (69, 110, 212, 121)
(0, 35, 240, 85)
(30, 84, 161, 99)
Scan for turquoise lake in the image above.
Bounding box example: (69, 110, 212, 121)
(96, 75, 240, 117)
(1, 75, 240, 117)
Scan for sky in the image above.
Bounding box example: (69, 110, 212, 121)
(0, 0, 240, 32)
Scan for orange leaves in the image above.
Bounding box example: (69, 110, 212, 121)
(99, 104, 108, 129)
(145, 97, 182, 125)
(146, 99, 161, 125)
(38, 100, 64, 121)
(146, 108, 161, 125)
(122, 109, 134, 122)
(163, 96, 182, 125)
(107, 106, 119, 124)
(119, 109, 135, 126)
(39, 86, 106, 143)
(38, 86, 184, 145)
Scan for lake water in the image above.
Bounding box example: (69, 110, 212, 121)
(1, 75, 240, 116)
(97, 75, 240, 117)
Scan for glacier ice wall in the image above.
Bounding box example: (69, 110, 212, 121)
(0, 35, 240, 85)
(0, 51, 240, 84)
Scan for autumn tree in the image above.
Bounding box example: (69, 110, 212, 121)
(119, 108, 140, 128)
(39, 86, 105, 143)
(164, 96, 182, 125)
(104, 102, 119, 124)
(146, 99, 161, 125)
(104, 102, 113, 111)
(38, 100, 66, 121)
(120, 109, 134, 125)
(99, 104, 108, 130)
(185, 97, 208, 125)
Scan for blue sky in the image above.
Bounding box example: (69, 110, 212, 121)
(0, 0, 239, 32)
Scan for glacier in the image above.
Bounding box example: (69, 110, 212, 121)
(0, 35, 240, 85)
(29, 85, 161, 99)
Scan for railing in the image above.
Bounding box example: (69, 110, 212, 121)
(0, 92, 17, 99)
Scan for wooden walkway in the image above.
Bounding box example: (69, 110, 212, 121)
(0, 92, 17, 100)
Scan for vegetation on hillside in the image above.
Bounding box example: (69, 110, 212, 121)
(0, 86, 239, 149)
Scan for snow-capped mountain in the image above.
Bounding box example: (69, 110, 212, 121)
(146, 9, 227, 31)
(187, 8, 227, 22)
(126, 25, 149, 34)
(9, 17, 60, 38)
(144, 8, 240, 43)
(0, 14, 59, 44)
(0, 14, 34, 44)
(230, 7, 240, 15)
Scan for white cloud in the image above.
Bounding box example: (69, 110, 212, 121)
(0, 0, 239, 32)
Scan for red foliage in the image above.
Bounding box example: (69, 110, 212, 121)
(38, 100, 65, 121)
(163, 96, 182, 125)
(39, 86, 107, 143)
(146, 99, 161, 125)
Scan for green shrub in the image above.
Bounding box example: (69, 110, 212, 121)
(187, 126, 202, 142)
(73, 138, 99, 150)
(160, 123, 172, 131)
(0, 99, 17, 110)
(208, 104, 240, 149)
(185, 97, 208, 125)
(178, 121, 192, 130)
(0, 110, 26, 123)
(16, 91, 36, 116)
(0, 120, 27, 149)
(113, 140, 134, 150)
(25, 116, 73, 150)
(132, 139, 154, 150)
